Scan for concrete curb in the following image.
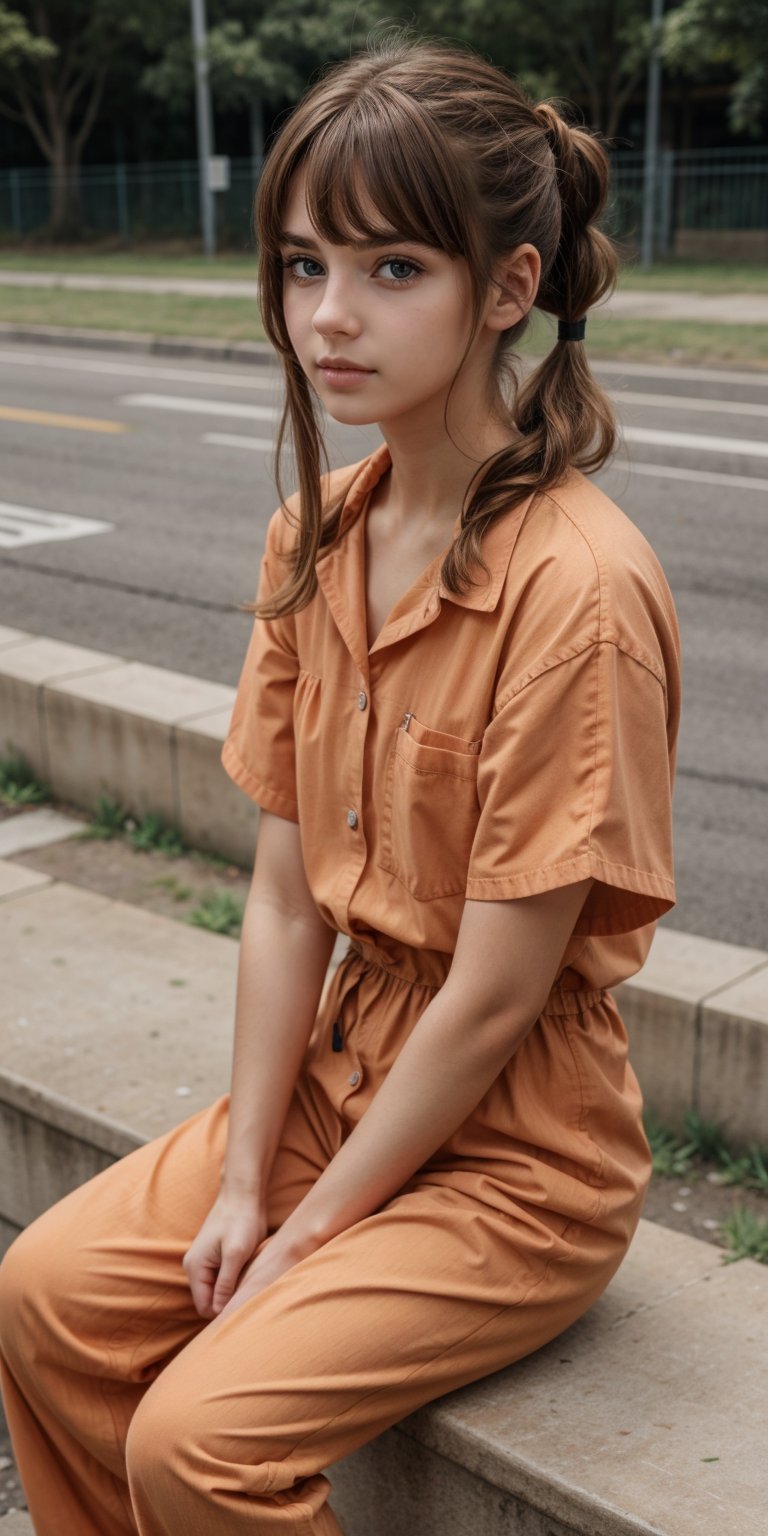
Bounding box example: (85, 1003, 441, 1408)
(0, 321, 276, 367)
(0, 622, 256, 868)
(1, 622, 767, 1143)
(1, 863, 767, 1534)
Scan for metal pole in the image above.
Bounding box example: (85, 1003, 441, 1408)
(9, 169, 22, 238)
(640, 0, 664, 268)
(190, 0, 216, 258)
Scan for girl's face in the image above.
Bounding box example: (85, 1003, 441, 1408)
(278, 164, 502, 437)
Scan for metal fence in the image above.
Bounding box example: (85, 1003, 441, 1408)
(604, 146, 768, 256)
(0, 157, 263, 249)
(0, 146, 766, 253)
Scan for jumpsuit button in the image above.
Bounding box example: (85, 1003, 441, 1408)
(357, 690, 368, 710)
(348, 1070, 361, 1087)
(346, 808, 358, 829)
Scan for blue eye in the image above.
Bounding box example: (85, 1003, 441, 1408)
(281, 254, 423, 287)
(281, 256, 324, 281)
(377, 258, 422, 284)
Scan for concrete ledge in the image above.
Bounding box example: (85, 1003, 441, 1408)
(614, 925, 768, 1141)
(329, 1220, 767, 1536)
(1, 870, 767, 1533)
(1, 627, 767, 1139)
(0, 625, 257, 865)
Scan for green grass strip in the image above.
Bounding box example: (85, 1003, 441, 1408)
(0, 250, 767, 292)
(1, 284, 766, 368)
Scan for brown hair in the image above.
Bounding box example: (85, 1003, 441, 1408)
(247, 25, 619, 619)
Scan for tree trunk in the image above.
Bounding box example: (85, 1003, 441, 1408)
(49, 140, 83, 241)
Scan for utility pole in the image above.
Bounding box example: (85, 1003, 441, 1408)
(640, 0, 664, 269)
(190, 0, 216, 259)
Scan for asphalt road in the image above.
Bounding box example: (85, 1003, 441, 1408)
(0, 341, 766, 950)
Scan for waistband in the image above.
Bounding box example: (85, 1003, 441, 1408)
(337, 937, 608, 1016)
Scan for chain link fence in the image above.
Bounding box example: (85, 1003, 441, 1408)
(0, 148, 766, 256)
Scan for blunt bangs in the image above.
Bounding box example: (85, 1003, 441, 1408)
(263, 93, 471, 260)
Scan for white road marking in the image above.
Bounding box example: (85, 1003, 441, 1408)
(0, 502, 113, 549)
(616, 391, 768, 419)
(592, 359, 768, 388)
(621, 426, 768, 459)
(0, 347, 280, 391)
(120, 392, 279, 421)
(612, 462, 768, 494)
(204, 432, 275, 451)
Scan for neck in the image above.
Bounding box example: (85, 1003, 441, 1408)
(371, 365, 516, 534)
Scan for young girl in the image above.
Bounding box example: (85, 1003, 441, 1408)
(0, 29, 681, 1536)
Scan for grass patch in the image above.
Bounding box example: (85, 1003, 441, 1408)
(0, 285, 263, 341)
(521, 309, 768, 368)
(1, 283, 764, 368)
(645, 1110, 768, 1193)
(617, 260, 768, 293)
(186, 888, 244, 937)
(0, 248, 258, 280)
(75, 795, 187, 855)
(73, 793, 246, 874)
(127, 812, 186, 856)
(75, 793, 131, 840)
(1, 249, 766, 292)
(720, 1207, 768, 1264)
(0, 749, 51, 806)
(150, 874, 193, 902)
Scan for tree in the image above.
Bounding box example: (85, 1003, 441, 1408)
(466, 0, 659, 141)
(661, 0, 768, 136)
(0, 1, 148, 238)
(140, 0, 397, 161)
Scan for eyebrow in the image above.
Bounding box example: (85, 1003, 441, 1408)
(278, 230, 418, 250)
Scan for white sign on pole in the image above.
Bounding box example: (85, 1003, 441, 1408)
(208, 155, 231, 192)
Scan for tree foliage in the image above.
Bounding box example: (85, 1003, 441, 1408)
(661, 0, 768, 136)
(0, 0, 150, 234)
(137, 0, 662, 141)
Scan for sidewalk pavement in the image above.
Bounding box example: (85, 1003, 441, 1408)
(0, 267, 766, 324)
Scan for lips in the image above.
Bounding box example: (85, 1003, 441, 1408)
(317, 359, 373, 371)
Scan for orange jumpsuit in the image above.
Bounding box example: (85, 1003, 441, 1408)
(0, 440, 681, 1536)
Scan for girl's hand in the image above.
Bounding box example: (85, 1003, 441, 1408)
(212, 1224, 316, 1323)
(182, 1191, 269, 1320)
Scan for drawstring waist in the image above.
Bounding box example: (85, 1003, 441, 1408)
(326, 936, 608, 1053)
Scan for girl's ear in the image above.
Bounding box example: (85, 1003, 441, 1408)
(485, 243, 541, 333)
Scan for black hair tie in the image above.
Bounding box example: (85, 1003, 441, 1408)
(557, 317, 587, 341)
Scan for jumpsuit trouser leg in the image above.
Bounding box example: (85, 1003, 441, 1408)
(0, 960, 647, 1536)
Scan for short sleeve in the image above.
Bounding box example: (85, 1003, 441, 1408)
(465, 640, 678, 936)
(220, 511, 300, 822)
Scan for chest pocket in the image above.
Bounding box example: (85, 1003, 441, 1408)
(379, 712, 482, 900)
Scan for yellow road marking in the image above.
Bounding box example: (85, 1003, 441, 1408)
(0, 404, 130, 434)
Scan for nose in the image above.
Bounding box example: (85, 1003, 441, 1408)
(311, 273, 362, 340)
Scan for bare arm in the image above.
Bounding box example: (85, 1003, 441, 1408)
(222, 809, 337, 1196)
(217, 876, 594, 1315)
(183, 808, 336, 1315)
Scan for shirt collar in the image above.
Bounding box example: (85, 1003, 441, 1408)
(331, 439, 532, 614)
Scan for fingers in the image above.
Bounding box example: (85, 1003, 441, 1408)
(210, 1249, 249, 1315)
(183, 1240, 253, 1319)
(182, 1249, 218, 1319)
(182, 1202, 267, 1320)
